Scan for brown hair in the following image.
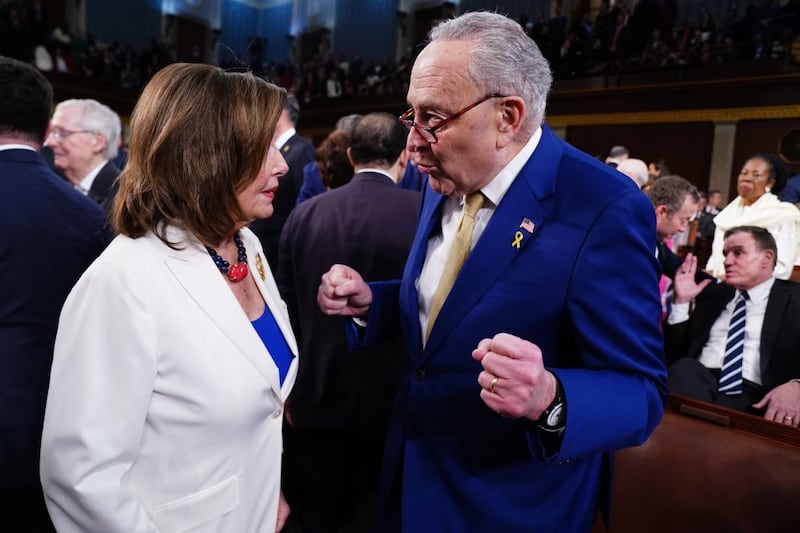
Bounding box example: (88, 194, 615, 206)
(318, 129, 354, 189)
(112, 63, 286, 247)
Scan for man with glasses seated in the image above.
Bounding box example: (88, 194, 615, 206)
(317, 11, 666, 532)
(44, 98, 121, 209)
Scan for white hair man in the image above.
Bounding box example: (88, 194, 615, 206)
(45, 98, 121, 208)
(617, 157, 649, 189)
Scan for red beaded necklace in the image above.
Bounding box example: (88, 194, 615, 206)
(205, 232, 249, 282)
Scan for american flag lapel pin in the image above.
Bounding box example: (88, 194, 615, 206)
(512, 218, 535, 249)
(520, 218, 535, 233)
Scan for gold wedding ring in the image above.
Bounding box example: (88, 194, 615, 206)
(489, 376, 498, 394)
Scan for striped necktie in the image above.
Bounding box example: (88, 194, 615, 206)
(718, 291, 748, 395)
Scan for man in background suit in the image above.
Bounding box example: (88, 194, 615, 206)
(45, 99, 121, 208)
(250, 93, 316, 272)
(666, 226, 800, 425)
(44, 98, 121, 209)
(318, 12, 666, 532)
(0, 56, 110, 533)
(278, 113, 420, 532)
(646, 175, 701, 278)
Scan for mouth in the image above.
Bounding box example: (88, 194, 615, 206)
(416, 163, 436, 175)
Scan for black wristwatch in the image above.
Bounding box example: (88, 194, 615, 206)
(537, 377, 566, 434)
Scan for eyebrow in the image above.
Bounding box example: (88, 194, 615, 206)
(722, 245, 745, 254)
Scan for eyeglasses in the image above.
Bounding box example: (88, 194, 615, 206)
(46, 127, 95, 140)
(399, 94, 504, 144)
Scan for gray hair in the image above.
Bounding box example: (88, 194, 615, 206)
(428, 11, 552, 132)
(55, 98, 121, 159)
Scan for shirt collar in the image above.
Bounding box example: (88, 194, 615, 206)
(355, 168, 396, 182)
(740, 276, 775, 303)
(274, 127, 296, 149)
(78, 160, 108, 193)
(479, 126, 542, 207)
(0, 144, 37, 152)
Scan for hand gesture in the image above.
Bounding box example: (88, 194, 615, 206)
(317, 264, 372, 318)
(472, 333, 557, 422)
(673, 253, 712, 304)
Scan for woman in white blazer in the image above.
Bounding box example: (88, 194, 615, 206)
(40, 63, 297, 532)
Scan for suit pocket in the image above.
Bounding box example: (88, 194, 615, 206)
(150, 474, 240, 532)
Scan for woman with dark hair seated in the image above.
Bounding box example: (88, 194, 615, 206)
(706, 153, 800, 280)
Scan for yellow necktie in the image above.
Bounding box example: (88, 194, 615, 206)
(425, 191, 485, 343)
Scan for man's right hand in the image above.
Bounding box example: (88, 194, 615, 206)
(673, 253, 712, 304)
(317, 264, 372, 318)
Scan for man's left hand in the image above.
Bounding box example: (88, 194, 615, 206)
(472, 333, 556, 421)
(753, 380, 800, 427)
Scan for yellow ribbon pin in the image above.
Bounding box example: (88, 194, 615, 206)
(511, 231, 523, 249)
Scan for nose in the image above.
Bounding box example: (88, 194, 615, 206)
(723, 252, 734, 266)
(406, 126, 428, 153)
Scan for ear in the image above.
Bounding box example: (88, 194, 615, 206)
(91, 133, 107, 155)
(654, 205, 670, 218)
(495, 96, 525, 148)
(763, 249, 776, 268)
(346, 146, 355, 167)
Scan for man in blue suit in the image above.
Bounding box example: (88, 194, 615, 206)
(318, 12, 666, 532)
(0, 56, 110, 531)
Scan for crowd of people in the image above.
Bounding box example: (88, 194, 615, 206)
(3, 5, 800, 533)
(2, 1, 799, 100)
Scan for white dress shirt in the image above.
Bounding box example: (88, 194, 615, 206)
(77, 160, 108, 195)
(416, 127, 542, 334)
(668, 277, 775, 385)
(274, 127, 296, 150)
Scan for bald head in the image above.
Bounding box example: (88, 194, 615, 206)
(617, 158, 649, 189)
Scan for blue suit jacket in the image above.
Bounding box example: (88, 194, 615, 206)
(0, 149, 109, 493)
(354, 126, 667, 532)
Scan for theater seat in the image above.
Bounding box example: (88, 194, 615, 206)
(594, 395, 800, 532)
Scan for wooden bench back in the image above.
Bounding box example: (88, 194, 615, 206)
(595, 395, 800, 532)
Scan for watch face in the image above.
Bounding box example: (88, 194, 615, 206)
(546, 403, 565, 427)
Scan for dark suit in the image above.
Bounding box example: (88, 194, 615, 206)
(87, 160, 120, 210)
(351, 125, 666, 532)
(250, 133, 316, 272)
(665, 279, 800, 412)
(0, 148, 110, 531)
(277, 172, 420, 532)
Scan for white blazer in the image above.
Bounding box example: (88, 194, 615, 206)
(41, 225, 297, 532)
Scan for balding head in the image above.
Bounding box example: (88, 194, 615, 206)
(617, 158, 649, 189)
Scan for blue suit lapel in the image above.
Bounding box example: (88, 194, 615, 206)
(400, 186, 446, 355)
(421, 124, 564, 356)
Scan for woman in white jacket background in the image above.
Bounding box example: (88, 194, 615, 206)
(40, 63, 297, 532)
(706, 153, 800, 280)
